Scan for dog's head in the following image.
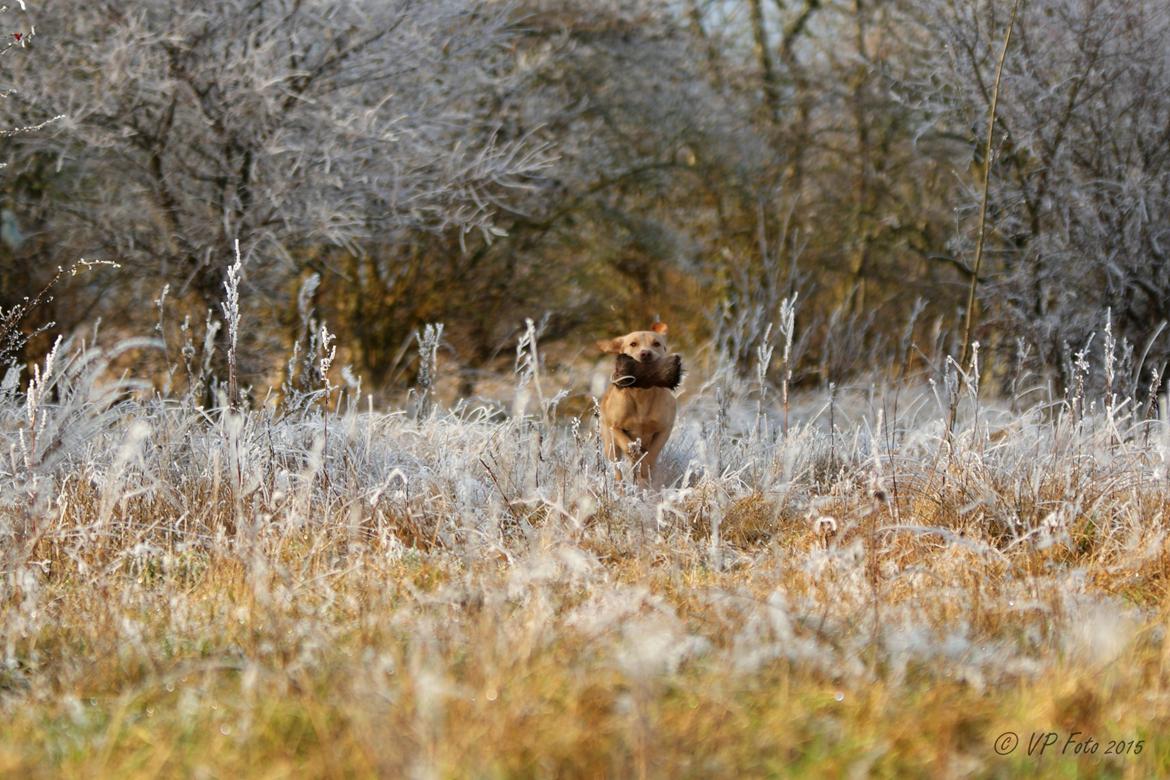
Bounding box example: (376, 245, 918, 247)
(596, 322, 669, 363)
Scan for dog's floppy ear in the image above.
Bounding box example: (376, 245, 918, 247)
(596, 338, 622, 354)
(651, 322, 669, 335)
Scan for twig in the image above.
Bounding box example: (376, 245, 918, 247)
(481, 457, 523, 527)
(949, 0, 1024, 435)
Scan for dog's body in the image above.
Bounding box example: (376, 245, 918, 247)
(596, 324, 678, 484)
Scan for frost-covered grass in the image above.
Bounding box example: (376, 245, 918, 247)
(2, 339, 1170, 777)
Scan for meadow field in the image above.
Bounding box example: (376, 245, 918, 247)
(1, 330, 1167, 778)
(3, 0, 1169, 775)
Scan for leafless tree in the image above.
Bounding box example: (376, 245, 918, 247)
(2, 0, 552, 314)
(909, 0, 1170, 389)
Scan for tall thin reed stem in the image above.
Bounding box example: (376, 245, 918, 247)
(949, 0, 1023, 435)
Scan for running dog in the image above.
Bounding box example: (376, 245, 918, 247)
(595, 323, 681, 484)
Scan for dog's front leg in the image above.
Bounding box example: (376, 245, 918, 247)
(607, 427, 642, 483)
(600, 422, 617, 462)
(637, 430, 667, 484)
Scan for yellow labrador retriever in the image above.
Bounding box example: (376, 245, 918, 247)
(596, 323, 678, 484)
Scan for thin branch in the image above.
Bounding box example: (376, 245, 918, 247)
(949, 0, 1024, 435)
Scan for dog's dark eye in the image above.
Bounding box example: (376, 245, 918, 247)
(653, 341, 661, 347)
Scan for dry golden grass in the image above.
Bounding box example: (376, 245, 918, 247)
(2, 357, 1169, 777)
(3, 495, 1169, 777)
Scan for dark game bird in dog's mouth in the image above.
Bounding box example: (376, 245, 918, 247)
(612, 353, 684, 390)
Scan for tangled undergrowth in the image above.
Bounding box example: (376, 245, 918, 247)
(2, 335, 1169, 777)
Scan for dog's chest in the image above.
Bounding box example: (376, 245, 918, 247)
(602, 386, 675, 429)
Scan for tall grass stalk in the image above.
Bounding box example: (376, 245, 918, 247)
(221, 240, 243, 409)
(950, 0, 1024, 436)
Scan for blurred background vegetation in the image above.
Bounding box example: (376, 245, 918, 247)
(1, 0, 1167, 402)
